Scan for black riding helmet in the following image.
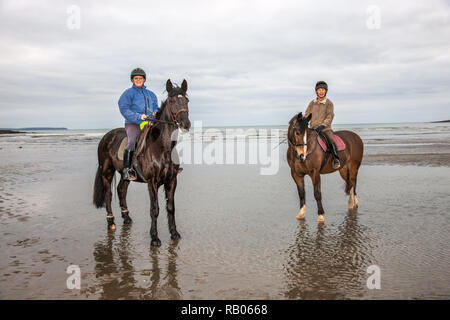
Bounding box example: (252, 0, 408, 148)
(315, 81, 328, 92)
(130, 68, 146, 81)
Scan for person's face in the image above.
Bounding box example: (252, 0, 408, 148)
(316, 88, 326, 99)
(132, 76, 145, 87)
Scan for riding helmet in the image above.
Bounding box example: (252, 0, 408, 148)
(130, 68, 146, 81)
(315, 81, 328, 92)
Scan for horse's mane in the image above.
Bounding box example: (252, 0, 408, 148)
(155, 85, 188, 120)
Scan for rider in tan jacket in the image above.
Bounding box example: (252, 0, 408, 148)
(305, 81, 340, 169)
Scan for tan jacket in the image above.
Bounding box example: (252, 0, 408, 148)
(304, 98, 334, 131)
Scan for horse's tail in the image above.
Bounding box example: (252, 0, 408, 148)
(93, 164, 105, 208)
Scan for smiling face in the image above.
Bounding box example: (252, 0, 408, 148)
(316, 88, 327, 100)
(132, 76, 145, 87)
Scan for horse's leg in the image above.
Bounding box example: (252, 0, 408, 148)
(291, 170, 306, 220)
(165, 177, 181, 240)
(148, 182, 161, 247)
(339, 162, 359, 210)
(310, 169, 325, 223)
(117, 177, 132, 224)
(348, 161, 360, 209)
(102, 161, 116, 230)
(338, 164, 353, 210)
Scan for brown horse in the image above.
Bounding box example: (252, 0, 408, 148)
(93, 79, 191, 246)
(287, 112, 364, 223)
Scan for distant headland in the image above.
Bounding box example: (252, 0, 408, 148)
(0, 127, 68, 134)
(430, 120, 450, 123)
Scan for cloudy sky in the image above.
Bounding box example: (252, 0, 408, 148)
(0, 0, 449, 129)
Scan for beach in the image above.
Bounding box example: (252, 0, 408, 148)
(0, 123, 449, 299)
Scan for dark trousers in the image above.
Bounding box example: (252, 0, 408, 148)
(125, 123, 140, 151)
(321, 129, 336, 146)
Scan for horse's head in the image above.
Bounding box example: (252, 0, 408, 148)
(288, 112, 312, 161)
(163, 79, 191, 132)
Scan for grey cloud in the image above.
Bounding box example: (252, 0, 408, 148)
(0, 0, 449, 128)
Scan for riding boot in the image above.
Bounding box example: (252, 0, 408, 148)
(123, 149, 137, 181)
(331, 142, 341, 169)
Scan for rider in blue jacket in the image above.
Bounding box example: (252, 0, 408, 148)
(118, 68, 159, 180)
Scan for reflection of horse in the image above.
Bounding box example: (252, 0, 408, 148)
(92, 225, 140, 299)
(93, 79, 191, 246)
(91, 227, 181, 299)
(146, 246, 181, 299)
(287, 112, 364, 222)
(283, 212, 373, 299)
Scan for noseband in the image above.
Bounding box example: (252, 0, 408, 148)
(171, 108, 189, 123)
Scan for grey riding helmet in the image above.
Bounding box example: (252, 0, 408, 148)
(315, 81, 328, 92)
(130, 68, 146, 81)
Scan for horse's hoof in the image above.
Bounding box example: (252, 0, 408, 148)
(107, 216, 116, 230)
(151, 238, 161, 247)
(171, 231, 181, 240)
(123, 217, 132, 224)
(317, 215, 325, 223)
(296, 205, 306, 220)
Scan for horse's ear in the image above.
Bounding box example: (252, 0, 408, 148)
(289, 114, 298, 125)
(181, 79, 188, 93)
(305, 113, 312, 123)
(166, 79, 173, 93)
(297, 112, 303, 120)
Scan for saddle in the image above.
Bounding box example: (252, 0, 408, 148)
(117, 125, 151, 160)
(317, 132, 346, 171)
(317, 133, 346, 152)
(117, 125, 152, 181)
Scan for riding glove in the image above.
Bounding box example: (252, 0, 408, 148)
(315, 125, 325, 133)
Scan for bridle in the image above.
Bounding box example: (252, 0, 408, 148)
(151, 93, 189, 128)
(288, 126, 313, 161)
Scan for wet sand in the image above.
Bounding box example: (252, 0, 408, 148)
(0, 129, 449, 299)
(363, 153, 450, 167)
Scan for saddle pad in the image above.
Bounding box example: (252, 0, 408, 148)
(317, 134, 346, 152)
(117, 125, 151, 160)
(118, 137, 128, 160)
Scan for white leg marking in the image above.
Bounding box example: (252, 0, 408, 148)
(348, 187, 356, 209)
(296, 205, 306, 220)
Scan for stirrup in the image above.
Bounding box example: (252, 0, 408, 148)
(333, 159, 341, 169)
(123, 168, 137, 181)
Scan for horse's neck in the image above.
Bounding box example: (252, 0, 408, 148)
(306, 128, 318, 147)
(155, 108, 177, 151)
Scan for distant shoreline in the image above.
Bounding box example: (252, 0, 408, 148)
(0, 127, 68, 134)
(0, 127, 68, 131)
(430, 120, 450, 123)
(0, 130, 26, 134)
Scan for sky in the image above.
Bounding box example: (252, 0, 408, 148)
(0, 0, 449, 129)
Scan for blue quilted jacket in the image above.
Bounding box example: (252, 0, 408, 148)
(118, 84, 158, 124)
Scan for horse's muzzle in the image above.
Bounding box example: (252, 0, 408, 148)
(297, 154, 306, 162)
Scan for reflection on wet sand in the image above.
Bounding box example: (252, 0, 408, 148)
(283, 211, 375, 299)
(91, 226, 181, 299)
(147, 244, 181, 299)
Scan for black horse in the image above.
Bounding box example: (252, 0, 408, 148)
(93, 79, 191, 246)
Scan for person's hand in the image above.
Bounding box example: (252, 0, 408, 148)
(315, 125, 325, 133)
(141, 114, 149, 121)
(152, 112, 156, 118)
